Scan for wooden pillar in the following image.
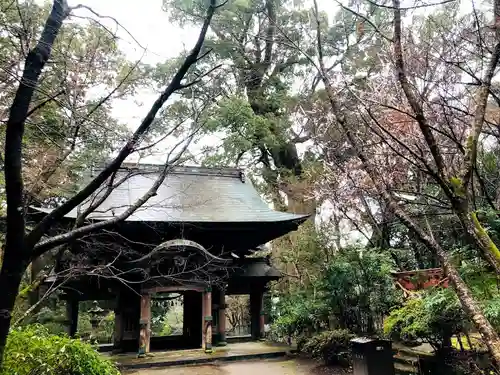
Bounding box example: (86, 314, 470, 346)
(202, 287, 213, 353)
(113, 294, 123, 352)
(218, 289, 227, 346)
(260, 296, 266, 339)
(113, 309, 123, 352)
(65, 299, 79, 338)
(113, 311, 123, 350)
(138, 292, 151, 357)
(250, 289, 264, 340)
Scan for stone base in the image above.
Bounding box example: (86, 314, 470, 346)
(137, 343, 147, 358)
(204, 341, 213, 354)
(115, 342, 296, 370)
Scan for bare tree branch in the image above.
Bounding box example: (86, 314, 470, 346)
(25, 0, 219, 251)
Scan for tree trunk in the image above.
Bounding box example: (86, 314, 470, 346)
(0, 0, 217, 366)
(457, 208, 500, 274)
(0, 0, 69, 366)
(246, 90, 304, 210)
(313, 29, 500, 368)
(0, 255, 27, 361)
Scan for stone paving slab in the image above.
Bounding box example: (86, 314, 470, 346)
(111, 341, 296, 370)
(124, 358, 351, 375)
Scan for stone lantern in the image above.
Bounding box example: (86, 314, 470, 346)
(88, 301, 106, 343)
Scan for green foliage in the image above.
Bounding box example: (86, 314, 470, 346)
(21, 300, 115, 344)
(162, 0, 317, 190)
(318, 247, 402, 334)
(459, 257, 499, 301)
(384, 288, 469, 349)
(34, 306, 68, 336)
(150, 295, 184, 337)
(271, 291, 328, 338)
(75, 311, 115, 343)
(300, 329, 355, 366)
(201, 96, 278, 163)
(483, 295, 500, 330)
(161, 323, 173, 336)
(270, 244, 400, 339)
(277, 221, 333, 281)
(2, 325, 119, 375)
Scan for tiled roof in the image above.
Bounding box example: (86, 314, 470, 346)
(33, 164, 309, 223)
(234, 259, 282, 279)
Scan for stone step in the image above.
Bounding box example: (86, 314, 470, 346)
(395, 362, 419, 375)
(393, 352, 419, 366)
(115, 348, 292, 370)
(392, 344, 434, 358)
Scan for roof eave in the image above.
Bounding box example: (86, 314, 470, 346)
(28, 206, 311, 225)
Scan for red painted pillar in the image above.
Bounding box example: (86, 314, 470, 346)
(218, 289, 227, 346)
(138, 293, 151, 357)
(202, 287, 213, 353)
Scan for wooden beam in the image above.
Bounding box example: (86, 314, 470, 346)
(145, 285, 205, 294)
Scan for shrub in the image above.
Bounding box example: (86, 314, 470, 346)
(300, 329, 355, 366)
(2, 325, 119, 375)
(384, 288, 469, 350)
(270, 246, 401, 341)
(318, 247, 402, 334)
(269, 290, 331, 341)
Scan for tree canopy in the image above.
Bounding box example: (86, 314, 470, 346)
(1, 0, 500, 371)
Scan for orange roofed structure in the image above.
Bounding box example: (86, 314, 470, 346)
(391, 268, 449, 296)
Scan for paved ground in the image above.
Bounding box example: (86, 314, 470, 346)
(111, 342, 295, 367)
(125, 358, 351, 375)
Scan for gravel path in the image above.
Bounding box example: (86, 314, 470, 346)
(126, 358, 351, 375)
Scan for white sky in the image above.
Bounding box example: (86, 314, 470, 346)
(63, 0, 472, 159)
(66, 0, 203, 164)
(68, 0, 198, 65)
(60, 0, 477, 163)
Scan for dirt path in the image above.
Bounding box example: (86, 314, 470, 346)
(126, 358, 351, 375)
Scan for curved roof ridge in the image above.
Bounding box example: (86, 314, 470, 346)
(92, 163, 243, 178)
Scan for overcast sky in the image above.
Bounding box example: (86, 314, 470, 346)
(62, 0, 462, 166)
(66, 0, 201, 163)
(63, 0, 352, 165)
(68, 0, 198, 64)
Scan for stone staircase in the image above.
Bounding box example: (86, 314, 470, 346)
(393, 344, 435, 374)
(394, 350, 420, 374)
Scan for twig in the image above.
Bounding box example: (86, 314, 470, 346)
(25, 0, 220, 252)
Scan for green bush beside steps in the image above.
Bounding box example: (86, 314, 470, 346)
(298, 329, 356, 367)
(1, 325, 119, 375)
